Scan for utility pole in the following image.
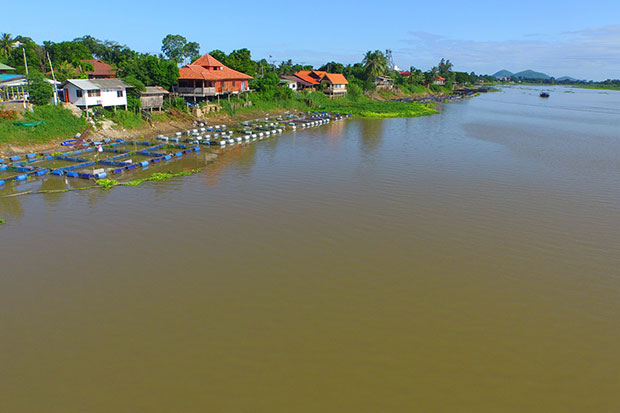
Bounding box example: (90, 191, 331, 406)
(23, 48, 29, 75)
(47, 52, 58, 105)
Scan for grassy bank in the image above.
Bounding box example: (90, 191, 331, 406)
(220, 92, 438, 119)
(574, 84, 620, 91)
(0, 105, 88, 145)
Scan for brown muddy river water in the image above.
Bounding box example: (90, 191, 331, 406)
(2, 86, 620, 411)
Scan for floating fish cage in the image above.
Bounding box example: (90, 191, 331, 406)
(0, 112, 351, 187)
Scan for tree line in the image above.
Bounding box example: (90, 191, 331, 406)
(1, 33, 498, 107)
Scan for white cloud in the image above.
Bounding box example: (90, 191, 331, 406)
(396, 25, 620, 80)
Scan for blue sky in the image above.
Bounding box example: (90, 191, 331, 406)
(3, 0, 619, 80)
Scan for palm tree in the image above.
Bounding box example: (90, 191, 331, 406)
(0, 33, 16, 58)
(362, 50, 388, 78)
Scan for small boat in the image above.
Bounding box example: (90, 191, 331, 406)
(61, 139, 78, 146)
(540, 92, 550, 98)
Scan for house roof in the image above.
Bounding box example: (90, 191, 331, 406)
(62, 78, 131, 90)
(1, 76, 58, 88)
(0, 63, 15, 71)
(192, 53, 226, 68)
(0, 74, 23, 82)
(178, 53, 253, 82)
(281, 75, 314, 87)
(400, 71, 411, 76)
(78, 59, 116, 77)
(322, 73, 348, 85)
(141, 86, 169, 95)
(294, 71, 320, 85)
(437, 76, 446, 81)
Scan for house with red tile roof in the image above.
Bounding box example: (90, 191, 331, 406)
(78, 59, 117, 79)
(289, 70, 348, 96)
(174, 53, 253, 101)
(433, 76, 446, 86)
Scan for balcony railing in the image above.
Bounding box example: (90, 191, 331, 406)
(173, 86, 217, 96)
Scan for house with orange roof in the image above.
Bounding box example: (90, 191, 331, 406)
(319, 72, 348, 97)
(173, 53, 253, 101)
(433, 76, 446, 86)
(288, 70, 348, 96)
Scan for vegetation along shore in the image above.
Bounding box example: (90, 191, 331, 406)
(0, 33, 497, 155)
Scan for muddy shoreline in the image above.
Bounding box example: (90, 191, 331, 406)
(0, 108, 295, 157)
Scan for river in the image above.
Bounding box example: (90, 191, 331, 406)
(2, 85, 620, 411)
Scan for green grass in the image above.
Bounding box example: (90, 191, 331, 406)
(574, 84, 620, 91)
(307, 93, 438, 118)
(0, 105, 88, 144)
(104, 110, 145, 129)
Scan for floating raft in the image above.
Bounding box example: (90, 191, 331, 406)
(0, 112, 351, 186)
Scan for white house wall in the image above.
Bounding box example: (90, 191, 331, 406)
(64, 84, 127, 108)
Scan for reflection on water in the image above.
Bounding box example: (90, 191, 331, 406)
(2, 86, 620, 411)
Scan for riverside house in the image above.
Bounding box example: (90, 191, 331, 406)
(320, 73, 348, 97)
(433, 76, 446, 86)
(62, 78, 131, 111)
(284, 70, 348, 96)
(173, 53, 252, 101)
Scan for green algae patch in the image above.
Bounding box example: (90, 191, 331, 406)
(95, 169, 201, 190)
(96, 179, 120, 190)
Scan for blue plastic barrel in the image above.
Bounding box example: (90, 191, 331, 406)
(175, 152, 183, 157)
(10, 155, 20, 161)
(35, 169, 48, 176)
(0, 165, 7, 171)
(16, 174, 27, 181)
(140, 161, 149, 167)
(193, 146, 201, 151)
(95, 172, 107, 179)
(0, 180, 4, 186)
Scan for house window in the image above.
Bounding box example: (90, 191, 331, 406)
(76, 89, 83, 98)
(117, 90, 123, 97)
(87, 89, 101, 97)
(241, 81, 246, 90)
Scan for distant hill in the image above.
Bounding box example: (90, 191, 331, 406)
(556, 76, 578, 82)
(493, 70, 513, 78)
(512, 70, 551, 80)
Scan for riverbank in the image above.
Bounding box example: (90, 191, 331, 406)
(573, 84, 620, 91)
(0, 95, 439, 156)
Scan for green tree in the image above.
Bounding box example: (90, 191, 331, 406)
(26, 72, 53, 105)
(0, 33, 16, 58)
(362, 50, 388, 78)
(161, 34, 187, 62)
(119, 54, 179, 90)
(209, 49, 228, 65)
(183, 41, 200, 63)
(6, 36, 45, 74)
(319, 61, 345, 74)
(437, 58, 453, 77)
(226, 48, 257, 76)
(162, 35, 200, 64)
(53, 61, 81, 82)
(46, 41, 92, 67)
